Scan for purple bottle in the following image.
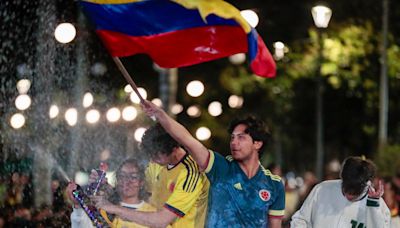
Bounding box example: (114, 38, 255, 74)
(86, 162, 107, 196)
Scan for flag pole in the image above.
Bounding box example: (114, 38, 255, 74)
(112, 57, 145, 103)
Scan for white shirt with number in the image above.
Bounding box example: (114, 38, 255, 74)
(290, 179, 391, 228)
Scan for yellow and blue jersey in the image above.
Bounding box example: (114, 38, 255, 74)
(205, 151, 285, 227)
(146, 154, 209, 228)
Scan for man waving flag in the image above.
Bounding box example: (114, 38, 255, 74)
(80, 0, 276, 78)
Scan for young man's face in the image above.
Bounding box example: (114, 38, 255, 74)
(116, 164, 142, 199)
(230, 124, 262, 161)
(342, 184, 369, 202)
(343, 192, 360, 201)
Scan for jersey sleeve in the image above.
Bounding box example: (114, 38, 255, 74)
(268, 180, 286, 218)
(290, 183, 320, 227)
(365, 197, 391, 228)
(204, 151, 229, 182)
(164, 160, 206, 217)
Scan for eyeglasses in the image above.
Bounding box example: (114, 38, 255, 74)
(117, 173, 140, 182)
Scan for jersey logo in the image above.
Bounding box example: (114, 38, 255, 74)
(234, 183, 242, 190)
(259, 189, 271, 201)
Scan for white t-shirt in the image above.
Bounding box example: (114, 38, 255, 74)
(290, 179, 391, 228)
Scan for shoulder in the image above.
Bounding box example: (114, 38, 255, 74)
(318, 179, 341, 189)
(175, 155, 206, 192)
(181, 155, 201, 173)
(260, 166, 282, 183)
(225, 155, 234, 162)
(309, 179, 341, 196)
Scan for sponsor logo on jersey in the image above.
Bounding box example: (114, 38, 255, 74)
(234, 182, 243, 190)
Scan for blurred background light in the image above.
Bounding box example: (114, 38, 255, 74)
(10, 113, 26, 129)
(82, 92, 94, 108)
(16, 79, 31, 94)
(124, 84, 133, 93)
(187, 105, 201, 117)
(49, 105, 59, 119)
(15, 94, 31, 110)
(134, 127, 146, 142)
(54, 23, 76, 43)
(186, 80, 204, 97)
(151, 98, 163, 107)
(122, 106, 137, 121)
(196, 127, 211, 141)
(240, 9, 259, 28)
(228, 53, 246, 65)
(65, 108, 78, 126)
(130, 87, 147, 104)
(228, 95, 244, 108)
(171, 103, 183, 115)
(86, 109, 100, 124)
(208, 101, 223, 117)
(106, 107, 121, 123)
(74, 171, 89, 186)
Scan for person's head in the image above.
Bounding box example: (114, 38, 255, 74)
(115, 158, 146, 200)
(228, 116, 271, 160)
(140, 123, 180, 166)
(267, 163, 282, 176)
(340, 156, 376, 201)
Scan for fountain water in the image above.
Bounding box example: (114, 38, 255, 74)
(0, 0, 146, 213)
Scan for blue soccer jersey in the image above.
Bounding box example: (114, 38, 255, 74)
(204, 151, 285, 227)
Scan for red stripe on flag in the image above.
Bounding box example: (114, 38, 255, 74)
(250, 36, 276, 78)
(97, 26, 248, 68)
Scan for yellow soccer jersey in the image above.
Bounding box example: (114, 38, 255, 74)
(111, 202, 156, 228)
(147, 155, 209, 228)
(145, 162, 164, 208)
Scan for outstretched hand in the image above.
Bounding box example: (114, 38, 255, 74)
(88, 169, 108, 185)
(90, 193, 114, 212)
(140, 99, 163, 120)
(66, 182, 79, 207)
(368, 180, 384, 199)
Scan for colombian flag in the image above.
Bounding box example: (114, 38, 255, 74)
(80, 0, 276, 78)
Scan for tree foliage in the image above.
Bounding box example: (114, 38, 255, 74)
(210, 20, 400, 173)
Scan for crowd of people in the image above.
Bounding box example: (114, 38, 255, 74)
(1, 100, 400, 227)
(0, 173, 71, 227)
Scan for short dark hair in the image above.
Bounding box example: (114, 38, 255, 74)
(340, 156, 376, 196)
(140, 123, 180, 158)
(228, 115, 271, 153)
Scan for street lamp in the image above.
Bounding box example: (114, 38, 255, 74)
(311, 6, 332, 28)
(311, 5, 331, 180)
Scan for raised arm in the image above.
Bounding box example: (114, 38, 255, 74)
(141, 100, 210, 170)
(366, 181, 391, 228)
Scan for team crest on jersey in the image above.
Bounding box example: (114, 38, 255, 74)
(169, 182, 175, 192)
(259, 189, 271, 201)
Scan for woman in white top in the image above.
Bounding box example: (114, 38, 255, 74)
(66, 158, 156, 228)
